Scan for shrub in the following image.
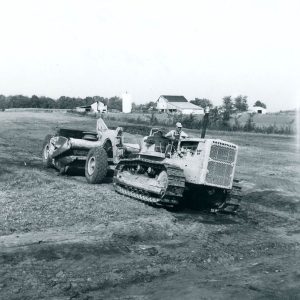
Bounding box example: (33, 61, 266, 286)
(244, 114, 255, 132)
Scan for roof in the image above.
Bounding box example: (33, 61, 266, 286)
(168, 102, 204, 110)
(78, 102, 106, 109)
(160, 95, 188, 103)
(78, 105, 91, 109)
(252, 106, 266, 110)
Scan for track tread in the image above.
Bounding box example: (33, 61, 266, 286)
(114, 158, 185, 206)
(215, 181, 242, 213)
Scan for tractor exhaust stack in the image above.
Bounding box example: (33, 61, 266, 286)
(201, 107, 210, 139)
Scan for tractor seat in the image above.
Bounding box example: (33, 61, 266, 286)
(82, 131, 98, 141)
(145, 135, 169, 153)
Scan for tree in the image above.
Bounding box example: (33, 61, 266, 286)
(92, 96, 108, 106)
(8, 95, 31, 108)
(0, 95, 6, 110)
(222, 96, 234, 110)
(244, 113, 255, 131)
(234, 95, 248, 112)
(145, 101, 156, 111)
(39, 96, 57, 108)
(131, 101, 156, 112)
(222, 96, 234, 122)
(31, 95, 41, 108)
(254, 100, 267, 109)
(190, 98, 213, 109)
(56, 96, 81, 109)
(107, 96, 122, 111)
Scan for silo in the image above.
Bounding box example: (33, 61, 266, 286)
(122, 92, 132, 113)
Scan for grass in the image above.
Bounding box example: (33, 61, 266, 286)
(73, 110, 296, 135)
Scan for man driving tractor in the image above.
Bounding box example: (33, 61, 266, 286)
(165, 122, 188, 140)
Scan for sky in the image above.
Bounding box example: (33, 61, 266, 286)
(0, 0, 299, 111)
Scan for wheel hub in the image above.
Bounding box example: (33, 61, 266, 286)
(157, 171, 168, 194)
(44, 144, 50, 159)
(87, 156, 96, 175)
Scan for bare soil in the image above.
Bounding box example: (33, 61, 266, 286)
(0, 111, 299, 300)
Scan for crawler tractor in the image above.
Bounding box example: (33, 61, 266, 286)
(113, 112, 241, 213)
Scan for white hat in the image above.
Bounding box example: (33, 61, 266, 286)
(176, 122, 182, 128)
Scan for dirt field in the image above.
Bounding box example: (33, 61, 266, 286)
(0, 111, 299, 300)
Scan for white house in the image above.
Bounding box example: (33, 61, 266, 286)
(156, 95, 204, 115)
(76, 101, 107, 113)
(249, 106, 267, 114)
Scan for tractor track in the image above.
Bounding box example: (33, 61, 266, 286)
(114, 158, 186, 206)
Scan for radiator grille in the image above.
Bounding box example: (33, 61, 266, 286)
(210, 144, 236, 163)
(206, 161, 233, 187)
(206, 143, 237, 188)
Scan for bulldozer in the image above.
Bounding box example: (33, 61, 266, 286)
(113, 110, 241, 213)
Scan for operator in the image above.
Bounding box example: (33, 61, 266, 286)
(165, 122, 188, 140)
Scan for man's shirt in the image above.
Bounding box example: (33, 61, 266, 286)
(165, 129, 188, 140)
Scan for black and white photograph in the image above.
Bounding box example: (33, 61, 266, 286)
(0, 0, 299, 299)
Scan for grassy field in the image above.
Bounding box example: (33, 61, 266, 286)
(0, 111, 300, 299)
(101, 110, 297, 133)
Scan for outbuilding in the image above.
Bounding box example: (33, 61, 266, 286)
(249, 106, 267, 114)
(76, 101, 107, 113)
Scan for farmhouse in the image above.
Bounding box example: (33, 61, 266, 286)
(249, 106, 267, 114)
(76, 101, 107, 113)
(156, 95, 204, 115)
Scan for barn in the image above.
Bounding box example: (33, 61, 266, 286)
(156, 95, 204, 115)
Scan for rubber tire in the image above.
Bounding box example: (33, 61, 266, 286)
(42, 134, 54, 168)
(85, 146, 108, 184)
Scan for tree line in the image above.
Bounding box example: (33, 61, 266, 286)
(191, 96, 266, 112)
(0, 94, 266, 114)
(0, 95, 123, 111)
(132, 96, 266, 113)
